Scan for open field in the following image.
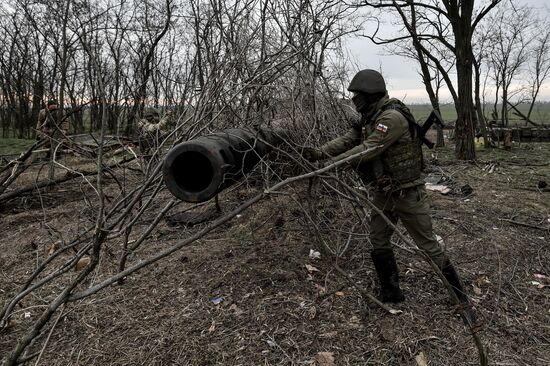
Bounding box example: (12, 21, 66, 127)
(0, 138, 35, 156)
(408, 102, 550, 124)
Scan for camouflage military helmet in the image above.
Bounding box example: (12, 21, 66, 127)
(144, 108, 160, 120)
(347, 69, 387, 94)
(47, 99, 58, 106)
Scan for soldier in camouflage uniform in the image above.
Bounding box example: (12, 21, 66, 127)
(36, 99, 68, 163)
(304, 70, 478, 324)
(36, 99, 68, 144)
(137, 108, 172, 160)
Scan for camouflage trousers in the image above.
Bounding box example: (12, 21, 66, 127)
(369, 184, 448, 268)
(38, 127, 68, 148)
(36, 129, 70, 163)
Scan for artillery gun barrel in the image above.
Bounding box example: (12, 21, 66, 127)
(162, 128, 282, 203)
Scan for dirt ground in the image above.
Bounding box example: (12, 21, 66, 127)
(1, 143, 549, 365)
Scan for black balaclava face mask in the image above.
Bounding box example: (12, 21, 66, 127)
(351, 93, 368, 113)
(352, 92, 382, 119)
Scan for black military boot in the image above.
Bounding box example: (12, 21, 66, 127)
(371, 249, 405, 303)
(440, 260, 481, 329)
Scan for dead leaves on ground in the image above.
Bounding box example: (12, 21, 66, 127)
(314, 352, 335, 366)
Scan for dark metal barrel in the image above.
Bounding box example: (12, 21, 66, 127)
(163, 128, 281, 203)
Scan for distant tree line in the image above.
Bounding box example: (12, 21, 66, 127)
(1, 0, 549, 159)
(0, 0, 361, 143)
(362, 0, 550, 153)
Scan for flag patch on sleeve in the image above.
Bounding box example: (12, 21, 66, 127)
(376, 123, 388, 133)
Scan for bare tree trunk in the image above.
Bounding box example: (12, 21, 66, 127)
(409, 3, 445, 147)
(501, 79, 508, 127)
(449, 0, 480, 160)
(473, 58, 491, 148)
(454, 40, 476, 159)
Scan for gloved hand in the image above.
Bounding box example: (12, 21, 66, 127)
(301, 147, 323, 162)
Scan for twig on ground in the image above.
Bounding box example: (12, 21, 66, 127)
(33, 305, 65, 366)
(498, 218, 550, 231)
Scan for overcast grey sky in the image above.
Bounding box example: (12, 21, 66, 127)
(346, 0, 550, 104)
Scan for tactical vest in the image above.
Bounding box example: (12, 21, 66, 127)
(358, 99, 424, 190)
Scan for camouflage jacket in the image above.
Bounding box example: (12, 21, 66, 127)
(137, 114, 171, 134)
(36, 108, 68, 135)
(320, 95, 424, 190)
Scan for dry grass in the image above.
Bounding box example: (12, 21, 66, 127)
(1, 143, 549, 365)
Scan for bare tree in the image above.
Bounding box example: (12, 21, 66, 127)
(485, 0, 532, 126)
(0, 1, 364, 364)
(472, 12, 495, 147)
(525, 22, 550, 122)
(385, 1, 453, 147)
(360, 0, 501, 159)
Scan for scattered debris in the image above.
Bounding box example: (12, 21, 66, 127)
(379, 319, 397, 341)
(314, 352, 335, 366)
(347, 315, 363, 328)
(499, 218, 550, 231)
(211, 296, 224, 305)
(415, 352, 428, 366)
(75, 256, 91, 271)
(473, 285, 483, 296)
(529, 281, 547, 289)
(482, 163, 497, 173)
(47, 241, 60, 256)
(305, 264, 319, 273)
(425, 183, 451, 194)
(349, 315, 361, 323)
(309, 249, 321, 260)
(319, 331, 338, 338)
(313, 284, 326, 295)
(229, 304, 243, 316)
(2, 318, 18, 331)
(531, 274, 549, 289)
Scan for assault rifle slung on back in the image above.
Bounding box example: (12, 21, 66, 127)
(413, 109, 445, 149)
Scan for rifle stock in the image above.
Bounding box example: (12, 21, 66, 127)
(417, 109, 445, 149)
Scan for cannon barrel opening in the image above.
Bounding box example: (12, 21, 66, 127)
(163, 128, 282, 203)
(172, 151, 214, 194)
(163, 141, 225, 203)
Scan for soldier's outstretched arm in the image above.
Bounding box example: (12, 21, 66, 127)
(158, 112, 173, 129)
(319, 127, 362, 158)
(330, 111, 407, 167)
